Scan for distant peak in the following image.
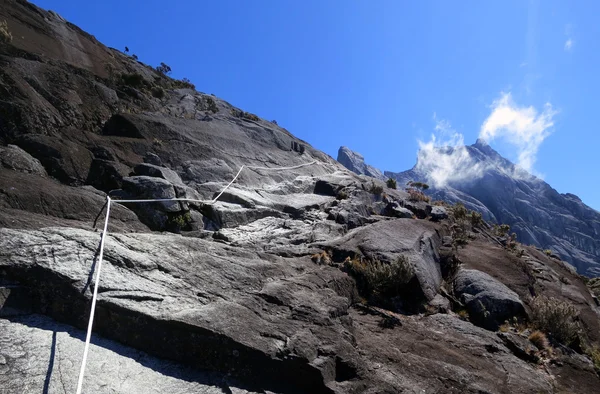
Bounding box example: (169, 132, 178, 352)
(474, 138, 488, 147)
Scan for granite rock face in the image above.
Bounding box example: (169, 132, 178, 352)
(336, 146, 387, 181)
(1, 1, 599, 393)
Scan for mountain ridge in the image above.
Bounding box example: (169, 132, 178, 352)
(339, 141, 600, 276)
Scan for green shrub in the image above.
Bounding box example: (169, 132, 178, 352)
(0, 20, 12, 44)
(156, 62, 172, 75)
(530, 296, 580, 345)
(587, 346, 600, 373)
(451, 203, 468, 221)
(151, 86, 165, 99)
(386, 178, 397, 189)
(407, 188, 430, 202)
(336, 189, 349, 200)
(243, 112, 259, 121)
(370, 182, 384, 195)
(120, 72, 146, 88)
(345, 256, 414, 298)
(407, 181, 430, 190)
(470, 211, 483, 227)
(205, 96, 218, 113)
(544, 249, 553, 256)
(166, 211, 191, 233)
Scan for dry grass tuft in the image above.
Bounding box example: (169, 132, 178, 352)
(528, 330, 549, 350)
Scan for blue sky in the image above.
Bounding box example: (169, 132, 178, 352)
(31, 0, 600, 210)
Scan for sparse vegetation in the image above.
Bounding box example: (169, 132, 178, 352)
(0, 20, 12, 44)
(528, 330, 549, 350)
(370, 181, 384, 196)
(204, 96, 218, 113)
(386, 178, 397, 189)
(406, 188, 430, 202)
(529, 296, 580, 345)
(470, 211, 483, 227)
(272, 119, 278, 125)
(156, 62, 172, 75)
(493, 224, 511, 237)
(336, 189, 349, 200)
(311, 251, 332, 265)
(120, 72, 147, 88)
(344, 255, 414, 298)
(132, 54, 139, 60)
(587, 345, 600, 373)
(244, 112, 259, 121)
(166, 211, 192, 233)
(152, 137, 163, 147)
(407, 181, 429, 190)
(151, 86, 165, 99)
(544, 249, 553, 256)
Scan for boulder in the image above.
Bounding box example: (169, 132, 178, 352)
(121, 176, 180, 211)
(143, 152, 162, 166)
(0, 145, 47, 176)
(384, 202, 413, 218)
(430, 206, 448, 222)
(133, 163, 184, 185)
(86, 159, 130, 192)
(322, 219, 443, 302)
(454, 269, 525, 330)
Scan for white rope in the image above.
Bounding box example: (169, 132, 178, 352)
(75, 159, 317, 392)
(76, 196, 112, 394)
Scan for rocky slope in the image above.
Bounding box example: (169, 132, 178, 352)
(337, 146, 386, 181)
(1, 1, 600, 393)
(338, 141, 600, 277)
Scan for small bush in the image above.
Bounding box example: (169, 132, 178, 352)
(272, 119, 278, 125)
(152, 138, 163, 147)
(156, 62, 172, 75)
(452, 203, 468, 221)
(243, 112, 259, 121)
(544, 249, 553, 256)
(470, 211, 483, 227)
(205, 96, 218, 113)
(587, 346, 600, 373)
(370, 182, 384, 195)
(386, 178, 397, 189)
(0, 20, 12, 44)
(120, 72, 146, 88)
(496, 224, 511, 237)
(408, 181, 429, 190)
(530, 296, 580, 345)
(407, 188, 430, 202)
(166, 211, 191, 233)
(336, 189, 349, 200)
(151, 86, 165, 99)
(345, 256, 414, 298)
(528, 330, 549, 350)
(132, 54, 139, 60)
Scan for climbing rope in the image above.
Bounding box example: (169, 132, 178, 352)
(75, 159, 317, 393)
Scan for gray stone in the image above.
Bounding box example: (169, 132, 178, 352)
(144, 152, 162, 166)
(0, 144, 47, 176)
(384, 202, 413, 218)
(134, 163, 184, 186)
(454, 269, 525, 330)
(430, 206, 448, 221)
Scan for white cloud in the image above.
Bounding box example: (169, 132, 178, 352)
(564, 39, 573, 51)
(415, 115, 486, 188)
(479, 92, 556, 173)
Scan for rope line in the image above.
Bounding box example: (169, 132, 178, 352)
(76, 159, 317, 392)
(76, 196, 112, 394)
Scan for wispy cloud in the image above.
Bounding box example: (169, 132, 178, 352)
(479, 92, 556, 173)
(564, 24, 574, 51)
(564, 39, 573, 51)
(415, 115, 486, 188)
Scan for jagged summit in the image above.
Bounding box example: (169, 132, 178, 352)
(337, 146, 386, 180)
